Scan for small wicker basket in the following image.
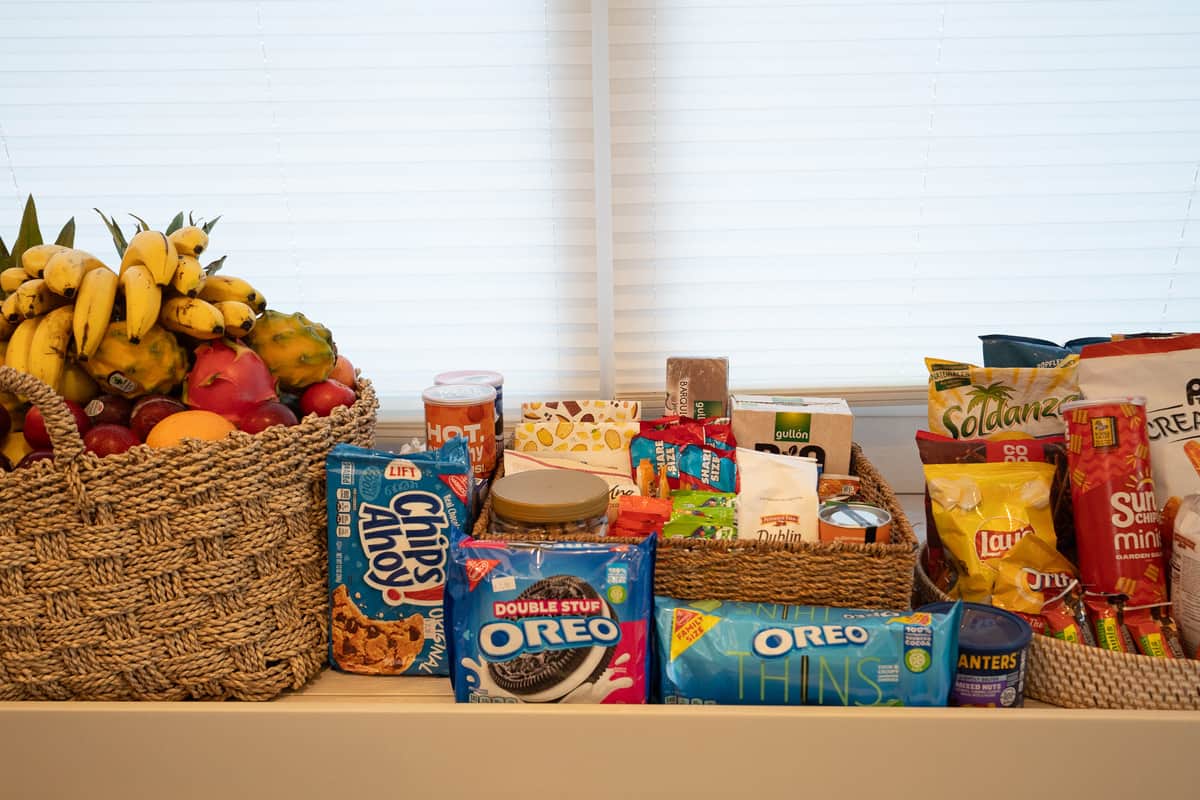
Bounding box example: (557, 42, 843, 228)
(475, 443, 918, 611)
(913, 546, 1200, 710)
(0, 365, 377, 701)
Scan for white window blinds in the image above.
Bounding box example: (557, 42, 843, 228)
(609, 0, 1200, 396)
(0, 0, 597, 415)
(3, 1, 1199, 415)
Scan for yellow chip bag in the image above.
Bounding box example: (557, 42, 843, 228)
(991, 534, 1078, 616)
(923, 462, 1058, 603)
(925, 356, 1081, 439)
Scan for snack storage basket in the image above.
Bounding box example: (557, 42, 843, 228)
(0, 366, 378, 701)
(914, 546, 1200, 710)
(475, 443, 918, 610)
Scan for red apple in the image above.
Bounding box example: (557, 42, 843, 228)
(24, 401, 90, 450)
(239, 401, 300, 434)
(85, 394, 134, 428)
(130, 395, 187, 442)
(17, 449, 54, 468)
(299, 380, 356, 418)
(0, 404, 10, 439)
(84, 424, 140, 457)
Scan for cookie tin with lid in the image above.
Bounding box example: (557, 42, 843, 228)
(489, 469, 610, 536)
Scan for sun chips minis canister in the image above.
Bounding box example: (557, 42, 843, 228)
(326, 439, 473, 676)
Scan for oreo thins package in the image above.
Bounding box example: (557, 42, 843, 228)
(448, 534, 654, 703)
(326, 439, 473, 676)
(655, 598, 961, 706)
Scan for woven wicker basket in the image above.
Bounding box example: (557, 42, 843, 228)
(474, 443, 918, 610)
(0, 365, 377, 701)
(913, 546, 1200, 710)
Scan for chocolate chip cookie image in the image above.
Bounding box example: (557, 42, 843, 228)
(487, 575, 617, 702)
(330, 585, 425, 674)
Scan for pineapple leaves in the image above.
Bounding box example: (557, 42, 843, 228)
(94, 208, 129, 257)
(201, 215, 221, 235)
(128, 213, 151, 233)
(203, 255, 226, 276)
(54, 217, 76, 247)
(11, 194, 44, 271)
(165, 212, 185, 235)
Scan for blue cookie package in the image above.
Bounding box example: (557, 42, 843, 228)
(326, 438, 474, 676)
(447, 532, 655, 703)
(655, 598, 961, 706)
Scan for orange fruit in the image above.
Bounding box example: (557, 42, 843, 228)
(329, 355, 355, 387)
(145, 409, 236, 449)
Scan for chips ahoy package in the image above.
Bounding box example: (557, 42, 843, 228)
(326, 438, 473, 676)
(655, 598, 961, 706)
(447, 532, 654, 703)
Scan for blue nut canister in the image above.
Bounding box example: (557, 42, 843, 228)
(920, 601, 1033, 708)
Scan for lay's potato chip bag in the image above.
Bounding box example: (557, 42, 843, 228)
(923, 462, 1058, 603)
(925, 357, 1082, 440)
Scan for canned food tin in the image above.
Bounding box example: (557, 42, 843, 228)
(920, 601, 1032, 708)
(817, 501, 892, 544)
(1062, 396, 1166, 605)
(434, 370, 505, 441)
(423, 383, 497, 478)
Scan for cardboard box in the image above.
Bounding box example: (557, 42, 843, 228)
(665, 357, 729, 419)
(730, 395, 853, 474)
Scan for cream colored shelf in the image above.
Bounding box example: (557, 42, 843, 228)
(2, 669, 1198, 800)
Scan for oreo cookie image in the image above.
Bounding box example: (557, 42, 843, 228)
(487, 575, 617, 703)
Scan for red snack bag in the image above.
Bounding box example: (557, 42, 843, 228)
(1085, 594, 1135, 653)
(612, 495, 672, 538)
(1122, 605, 1184, 659)
(1063, 398, 1168, 606)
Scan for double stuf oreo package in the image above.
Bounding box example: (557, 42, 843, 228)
(447, 532, 655, 703)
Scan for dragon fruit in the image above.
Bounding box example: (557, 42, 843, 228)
(183, 339, 278, 425)
(246, 310, 337, 392)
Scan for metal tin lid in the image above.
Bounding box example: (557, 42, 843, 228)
(422, 383, 497, 407)
(434, 370, 504, 388)
(819, 502, 891, 529)
(920, 601, 1032, 654)
(1060, 396, 1146, 413)
(491, 469, 610, 524)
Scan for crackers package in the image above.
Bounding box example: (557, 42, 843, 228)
(447, 532, 654, 703)
(925, 357, 1082, 439)
(729, 395, 853, 474)
(513, 419, 639, 472)
(1078, 334, 1200, 516)
(326, 439, 473, 676)
(665, 357, 729, 419)
(521, 400, 641, 424)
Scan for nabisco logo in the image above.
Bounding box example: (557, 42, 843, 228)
(974, 524, 1033, 560)
(1021, 567, 1073, 593)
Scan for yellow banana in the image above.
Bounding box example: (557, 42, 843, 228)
(169, 254, 205, 297)
(15, 278, 68, 320)
(198, 274, 266, 314)
(1, 293, 20, 325)
(120, 230, 178, 286)
(159, 296, 225, 339)
(73, 267, 120, 360)
(27, 304, 74, 393)
(214, 300, 256, 338)
(20, 244, 68, 278)
(43, 249, 108, 299)
(5, 316, 41, 376)
(1, 267, 29, 294)
(119, 263, 161, 344)
(167, 225, 208, 257)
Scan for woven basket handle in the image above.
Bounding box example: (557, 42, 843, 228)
(0, 365, 88, 462)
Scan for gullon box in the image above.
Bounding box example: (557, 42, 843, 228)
(730, 395, 853, 475)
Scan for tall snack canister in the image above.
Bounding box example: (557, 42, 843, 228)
(434, 370, 505, 444)
(423, 383, 497, 478)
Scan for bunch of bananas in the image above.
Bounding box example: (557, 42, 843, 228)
(0, 218, 267, 396)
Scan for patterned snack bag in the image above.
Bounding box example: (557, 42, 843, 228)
(925, 356, 1082, 439)
(923, 462, 1058, 603)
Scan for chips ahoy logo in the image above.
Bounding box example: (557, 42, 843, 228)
(358, 490, 449, 606)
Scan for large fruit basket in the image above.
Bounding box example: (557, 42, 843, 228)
(0, 366, 377, 701)
(475, 443, 918, 611)
(913, 545, 1200, 710)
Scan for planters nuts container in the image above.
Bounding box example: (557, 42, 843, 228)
(921, 601, 1032, 708)
(489, 469, 610, 537)
(435, 370, 505, 442)
(423, 383, 497, 478)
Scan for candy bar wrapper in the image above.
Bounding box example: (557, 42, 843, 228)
(1085, 595, 1136, 654)
(671, 490, 737, 510)
(1123, 604, 1184, 658)
(513, 420, 639, 472)
(521, 400, 641, 424)
(663, 508, 737, 540)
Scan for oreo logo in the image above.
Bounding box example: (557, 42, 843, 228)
(358, 490, 448, 606)
(479, 617, 621, 660)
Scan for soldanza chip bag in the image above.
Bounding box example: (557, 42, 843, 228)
(925, 356, 1082, 439)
